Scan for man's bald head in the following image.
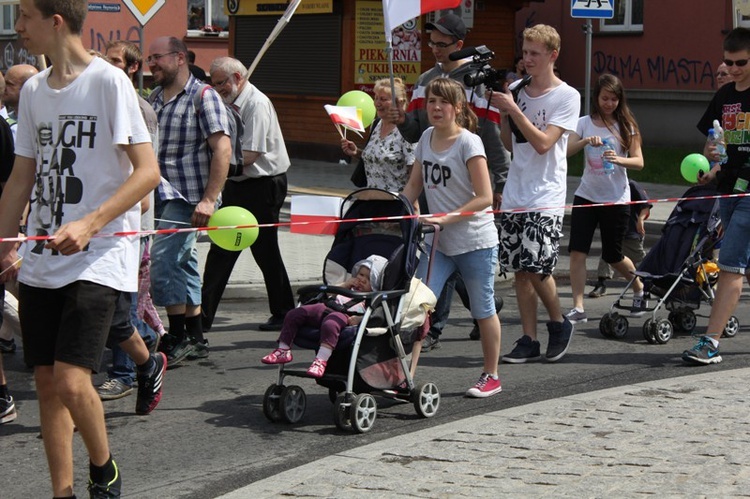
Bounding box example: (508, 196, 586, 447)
(4, 64, 39, 110)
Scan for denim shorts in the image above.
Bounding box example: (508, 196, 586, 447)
(417, 245, 498, 320)
(718, 196, 750, 274)
(150, 199, 202, 307)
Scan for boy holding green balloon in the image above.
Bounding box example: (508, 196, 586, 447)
(685, 27, 750, 365)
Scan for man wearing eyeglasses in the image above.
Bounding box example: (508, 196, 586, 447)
(387, 13, 510, 350)
(146, 36, 232, 366)
(200, 56, 294, 334)
(686, 27, 750, 365)
(715, 62, 733, 88)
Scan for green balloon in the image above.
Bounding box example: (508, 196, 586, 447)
(207, 206, 259, 251)
(680, 153, 710, 183)
(337, 90, 376, 127)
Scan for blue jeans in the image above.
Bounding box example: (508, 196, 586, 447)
(150, 199, 202, 307)
(108, 293, 157, 385)
(417, 246, 499, 320)
(718, 196, 750, 274)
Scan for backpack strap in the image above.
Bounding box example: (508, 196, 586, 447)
(192, 83, 212, 116)
(147, 86, 163, 105)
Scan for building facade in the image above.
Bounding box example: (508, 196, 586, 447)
(0, 0, 532, 159)
(515, 1, 748, 147)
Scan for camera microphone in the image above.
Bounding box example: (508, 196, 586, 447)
(449, 46, 480, 61)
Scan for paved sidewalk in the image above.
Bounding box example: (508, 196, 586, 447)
(221, 367, 750, 497)
(206, 160, 748, 497)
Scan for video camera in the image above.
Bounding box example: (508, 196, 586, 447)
(450, 45, 507, 91)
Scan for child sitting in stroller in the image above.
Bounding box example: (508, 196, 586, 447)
(261, 255, 389, 378)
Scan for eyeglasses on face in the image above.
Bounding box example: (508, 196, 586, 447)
(212, 77, 230, 87)
(723, 58, 750, 67)
(146, 51, 178, 64)
(427, 40, 457, 49)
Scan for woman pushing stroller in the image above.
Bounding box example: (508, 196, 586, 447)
(401, 78, 503, 398)
(261, 255, 388, 378)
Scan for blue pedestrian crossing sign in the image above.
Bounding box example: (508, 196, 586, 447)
(571, 0, 614, 19)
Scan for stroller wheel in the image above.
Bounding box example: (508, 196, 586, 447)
(723, 315, 740, 338)
(280, 385, 306, 424)
(643, 319, 657, 344)
(670, 309, 697, 334)
(611, 314, 629, 339)
(653, 319, 674, 344)
(413, 382, 440, 418)
(350, 393, 377, 433)
(262, 384, 284, 423)
(599, 313, 614, 338)
(333, 393, 353, 431)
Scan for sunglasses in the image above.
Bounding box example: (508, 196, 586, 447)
(723, 58, 750, 67)
(716, 71, 730, 77)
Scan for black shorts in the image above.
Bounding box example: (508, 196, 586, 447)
(19, 280, 121, 373)
(567, 195, 629, 264)
(106, 292, 134, 348)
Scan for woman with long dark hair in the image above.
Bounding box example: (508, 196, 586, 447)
(565, 74, 645, 325)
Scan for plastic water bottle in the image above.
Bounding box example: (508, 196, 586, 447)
(601, 138, 616, 175)
(711, 119, 728, 165)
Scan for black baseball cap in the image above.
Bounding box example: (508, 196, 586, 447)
(425, 13, 467, 41)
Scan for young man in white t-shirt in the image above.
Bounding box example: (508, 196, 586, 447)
(489, 24, 581, 364)
(0, 0, 160, 496)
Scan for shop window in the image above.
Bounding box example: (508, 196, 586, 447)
(0, 4, 18, 36)
(188, 0, 229, 37)
(736, 0, 750, 27)
(234, 14, 341, 96)
(599, 0, 643, 33)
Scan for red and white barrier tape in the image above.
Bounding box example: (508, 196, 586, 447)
(0, 191, 745, 244)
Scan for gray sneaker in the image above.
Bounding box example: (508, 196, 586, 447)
(565, 308, 588, 324)
(97, 379, 133, 401)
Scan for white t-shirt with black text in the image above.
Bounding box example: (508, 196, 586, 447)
(502, 82, 581, 216)
(15, 57, 151, 292)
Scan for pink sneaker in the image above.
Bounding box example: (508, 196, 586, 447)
(261, 348, 292, 364)
(306, 358, 327, 378)
(465, 373, 502, 398)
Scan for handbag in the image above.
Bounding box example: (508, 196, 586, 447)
(349, 118, 380, 188)
(350, 157, 367, 187)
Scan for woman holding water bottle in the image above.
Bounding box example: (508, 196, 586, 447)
(564, 74, 645, 324)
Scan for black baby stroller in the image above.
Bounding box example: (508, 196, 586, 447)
(599, 184, 740, 343)
(262, 188, 439, 433)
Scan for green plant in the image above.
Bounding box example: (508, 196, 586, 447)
(568, 146, 696, 185)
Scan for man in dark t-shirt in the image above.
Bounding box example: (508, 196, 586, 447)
(683, 27, 750, 365)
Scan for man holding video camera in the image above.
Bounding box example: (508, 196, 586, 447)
(388, 13, 509, 349)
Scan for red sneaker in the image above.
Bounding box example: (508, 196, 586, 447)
(465, 373, 502, 398)
(261, 348, 292, 364)
(306, 358, 327, 378)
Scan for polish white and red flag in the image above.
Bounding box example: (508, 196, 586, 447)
(290, 195, 342, 235)
(383, 0, 461, 40)
(324, 104, 365, 134)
